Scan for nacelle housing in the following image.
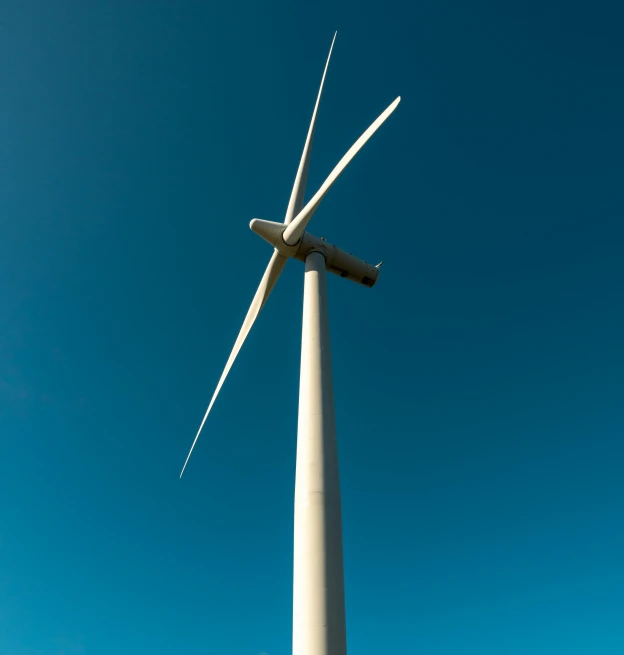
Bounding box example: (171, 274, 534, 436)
(250, 219, 380, 288)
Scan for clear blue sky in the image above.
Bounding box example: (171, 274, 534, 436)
(1, 1, 623, 654)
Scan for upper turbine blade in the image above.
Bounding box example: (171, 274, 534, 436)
(282, 96, 401, 246)
(180, 251, 288, 477)
(284, 32, 337, 225)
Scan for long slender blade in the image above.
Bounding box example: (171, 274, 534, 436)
(284, 32, 337, 225)
(180, 251, 288, 477)
(282, 96, 401, 245)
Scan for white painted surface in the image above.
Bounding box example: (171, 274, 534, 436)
(181, 34, 400, 652)
(285, 33, 337, 226)
(180, 250, 287, 477)
(293, 251, 347, 655)
(181, 33, 398, 475)
(283, 95, 401, 246)
(249, 220, 379, 287)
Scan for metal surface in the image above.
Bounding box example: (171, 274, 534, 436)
(178, 32, 400, 655)
(181, 33, 398, 474)
(250, 219, 380, 287)
(293, 251, 346, 655)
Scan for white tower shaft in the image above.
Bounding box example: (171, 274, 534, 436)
(293, 251, 347, 655)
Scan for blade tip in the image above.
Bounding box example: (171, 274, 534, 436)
(328, 31, 337, 55)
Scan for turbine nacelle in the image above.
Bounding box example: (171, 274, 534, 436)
(250, 218, 379, 288)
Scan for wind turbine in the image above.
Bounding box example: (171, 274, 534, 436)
(180, 33, 400, 655)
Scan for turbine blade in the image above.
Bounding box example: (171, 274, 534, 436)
(283, 96, 401, 246)
(180, 251, 288, 477)
(284, 32, 337, 225)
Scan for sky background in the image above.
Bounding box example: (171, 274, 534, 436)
(1, 1, 623, 654)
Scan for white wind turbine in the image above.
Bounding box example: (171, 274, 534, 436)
(180, 33, 399, 655)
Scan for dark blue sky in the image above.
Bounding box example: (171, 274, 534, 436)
(1, 1, 623, 654)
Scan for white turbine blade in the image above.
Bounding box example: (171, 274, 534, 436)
(284, 32, 337, 225)
(180, 251, 288, 477)
(282, 96, 401, 246)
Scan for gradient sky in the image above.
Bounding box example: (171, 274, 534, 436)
(1, 1, 623, 654)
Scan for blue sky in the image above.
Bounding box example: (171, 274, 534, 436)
(1, 1, 623, 654)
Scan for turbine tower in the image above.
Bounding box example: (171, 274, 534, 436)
(180, 33, 400, 655)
